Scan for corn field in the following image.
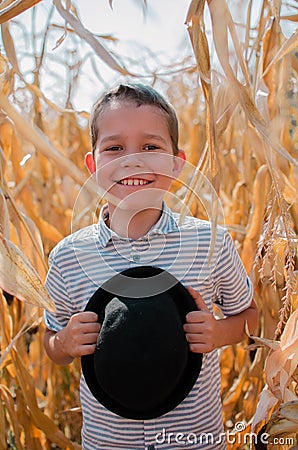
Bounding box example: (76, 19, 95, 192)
(0, 0, 297, 449)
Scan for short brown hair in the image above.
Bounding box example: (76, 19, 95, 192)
(90, 83, 179, 155)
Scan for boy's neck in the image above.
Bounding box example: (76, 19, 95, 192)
(106, 204, 163, 240)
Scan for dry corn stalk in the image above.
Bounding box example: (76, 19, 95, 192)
(0, 291, 81, 449)
(0, 91, 99, 197)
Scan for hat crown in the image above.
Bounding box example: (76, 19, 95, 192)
(95, 294, 188, 411)
(81, 266, 203, 420)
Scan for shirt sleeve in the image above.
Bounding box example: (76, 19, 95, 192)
(212, 229, 253, 315)
(44, 250, 75, 332)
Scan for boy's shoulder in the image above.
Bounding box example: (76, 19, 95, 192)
(172, 212, 227, 237)
(49, 223, 98, 260)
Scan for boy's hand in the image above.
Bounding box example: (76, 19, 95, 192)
(183, 286, 219, 354)
(57, 312, 101, 359)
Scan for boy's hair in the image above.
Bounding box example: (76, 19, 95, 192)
(90, 83, 179, 155)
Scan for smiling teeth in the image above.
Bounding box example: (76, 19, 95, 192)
(119, 179, 150, 186)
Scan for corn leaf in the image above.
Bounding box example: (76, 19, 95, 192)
(0, 0, 42, 24)
(0, 233, 55, 311)
(53, 0, 129, 75)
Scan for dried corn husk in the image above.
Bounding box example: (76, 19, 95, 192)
(251, 309, 298, 432)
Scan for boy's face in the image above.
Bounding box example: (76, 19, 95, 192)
(85, 102, 185, 214)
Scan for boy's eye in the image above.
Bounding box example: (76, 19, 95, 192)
(105, 145, 123, 152)
(143, 144, 160, 151)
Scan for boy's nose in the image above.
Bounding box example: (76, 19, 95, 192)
(119, 153, 145, 168)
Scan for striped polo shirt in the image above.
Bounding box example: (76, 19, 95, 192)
(44, 203, 253, 450)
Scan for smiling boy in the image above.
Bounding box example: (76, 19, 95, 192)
(84, 94, 184, 239)
(44, 83, 258, 449)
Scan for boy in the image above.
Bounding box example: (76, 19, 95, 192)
(44, 83, 258, 449)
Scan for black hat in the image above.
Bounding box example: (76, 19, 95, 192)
(81, 266, 202, 420)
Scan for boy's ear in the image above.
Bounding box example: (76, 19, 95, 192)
(85, 152, 96, 174)
(177, 149, 186, 161)
(172, 149, 186, 177)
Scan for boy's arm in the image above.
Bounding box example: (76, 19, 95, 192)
(44, 312, 101, 365)
(184, 286, 258, 353)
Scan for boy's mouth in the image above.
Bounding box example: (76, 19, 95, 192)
(116, 178, 154, 186)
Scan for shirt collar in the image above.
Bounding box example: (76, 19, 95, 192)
(97, 202, 179, 248)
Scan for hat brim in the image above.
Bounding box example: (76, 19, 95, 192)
(81, 266, 203, 420)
